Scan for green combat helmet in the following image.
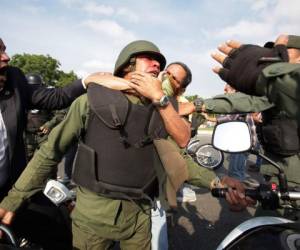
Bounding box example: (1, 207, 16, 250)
(114, 40, 166, 76)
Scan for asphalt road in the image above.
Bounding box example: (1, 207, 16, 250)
(168, 131, 262, 250)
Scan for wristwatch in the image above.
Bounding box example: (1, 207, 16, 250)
(193, 97, 204, 113)
(153, 95, 170, 108)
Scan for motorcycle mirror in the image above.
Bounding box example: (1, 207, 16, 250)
(212, 121, 252, 153)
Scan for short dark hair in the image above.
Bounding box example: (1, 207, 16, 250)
(167, 61, 192, 88)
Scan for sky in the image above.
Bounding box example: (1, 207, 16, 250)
(2, 0, 300, 97)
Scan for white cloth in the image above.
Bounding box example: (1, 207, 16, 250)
(151, 201, 168, 250)
(177, 184, 197, 202)
(0, 110, 8, 187)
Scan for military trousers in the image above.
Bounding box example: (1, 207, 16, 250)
(72, 205, 151, 250)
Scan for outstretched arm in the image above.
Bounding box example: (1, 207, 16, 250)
(83, 72, 131, 91)
(0, 95, 88, 224)
(179, 92, 274, 116)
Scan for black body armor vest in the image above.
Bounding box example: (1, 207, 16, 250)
(257, 107, 299, 156)
(72, 84, 177, 200)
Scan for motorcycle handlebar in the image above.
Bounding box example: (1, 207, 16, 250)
(286, 192, 300, 200)
(0, 223, 18, 246)
(211, 187, 300, 201)
(211, 188, 259, 200)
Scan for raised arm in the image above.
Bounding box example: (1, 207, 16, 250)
(129, 71, 190, 147)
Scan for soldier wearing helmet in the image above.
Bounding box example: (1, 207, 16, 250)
(24, 73, 57, 161)
(26, 73, 44, 86)
(0, 40, 191, 250)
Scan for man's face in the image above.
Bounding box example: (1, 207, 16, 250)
(135, 54, 160, 77)
(0, 39, 10, 89)
(287, 48, 300, 64)
(0, 39, 10, 69)
(166, 64, 187, 95)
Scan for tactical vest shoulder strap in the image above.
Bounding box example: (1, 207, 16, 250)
(87, 84, 129, 129)
(147, 97, 178, 138)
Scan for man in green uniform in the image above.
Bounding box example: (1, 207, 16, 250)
(0, 40, 192, 250)
(180, 34, 300, 217)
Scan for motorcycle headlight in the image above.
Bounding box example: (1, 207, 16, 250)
(44, 180, 71, 205)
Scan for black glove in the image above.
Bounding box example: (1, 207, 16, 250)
(218, 44, 289, 95)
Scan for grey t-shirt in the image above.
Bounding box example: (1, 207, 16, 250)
(0, 110, 8, 187)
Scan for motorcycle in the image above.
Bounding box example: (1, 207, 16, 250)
(210, 121, 300, 250)
(0, 179, 75, 250)
(186, 139, 224, 170)
(0, 222, 41, 250)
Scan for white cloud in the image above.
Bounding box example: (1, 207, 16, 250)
(116, 7, 139, 23)
(21, 5, 45, 15)
(83, 2, 114, 16)
(5, 0, 300, 98)
(250, 0, 272, 11)
(59, 0, 84, 8)
(82, 60, 114, 70)
(212, 0, 300, 44)
(271, 0, 300, 22)
(81, 19, 136, 40)
(216, 20, 274, 42)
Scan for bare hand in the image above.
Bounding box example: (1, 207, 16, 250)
(0, 208, 14, 225)
(251, 112, 262, 123)
(128, 71, 164, 102)
(274, 34, 289, 46)
(39, 126, 49, 134)
(221, 176, 256, 211)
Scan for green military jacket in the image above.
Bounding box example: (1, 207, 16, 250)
(205, 97, 300, 185)
(256, 62, 300, 122)
(204, 92, 274, 114)
(1, 92, 215, 237)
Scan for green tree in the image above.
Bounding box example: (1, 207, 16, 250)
(9, 53, 78, 87)
(56, 70, 78, 87)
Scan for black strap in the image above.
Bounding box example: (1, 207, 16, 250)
(109, 104, 122, 128)
(134, 105, 156, 148)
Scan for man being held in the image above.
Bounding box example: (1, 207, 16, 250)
(0, 40, 191, 250)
